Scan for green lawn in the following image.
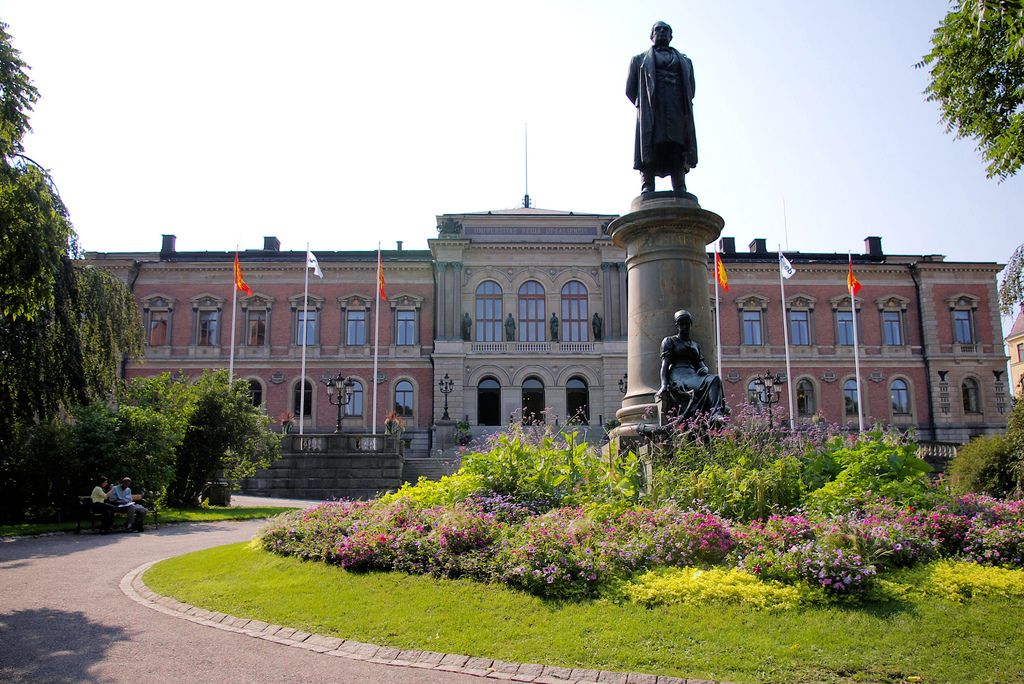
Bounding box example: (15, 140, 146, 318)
(0, 506, 294, 537)
(145, 543, 1024, 684)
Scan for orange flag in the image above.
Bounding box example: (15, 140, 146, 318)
(377, 250, 387, 301)
(715, 252, 729, 291)
(234, 253, 253, 296)
(847, 256, 861, 296)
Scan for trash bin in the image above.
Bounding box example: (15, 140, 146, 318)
(206, 480, 231, 507)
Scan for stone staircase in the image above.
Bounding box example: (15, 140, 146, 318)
(241, 433, 404, 500)
(402, 456, 460, 484)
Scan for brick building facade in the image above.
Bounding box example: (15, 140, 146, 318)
(86, 207, 1010, 456)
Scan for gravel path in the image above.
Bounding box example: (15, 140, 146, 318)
(0, 521, 481, 683)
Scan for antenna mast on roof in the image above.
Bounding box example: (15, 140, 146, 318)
(522, 123, 532, 208)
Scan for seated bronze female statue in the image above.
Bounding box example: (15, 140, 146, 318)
(655, 309, 728, 424)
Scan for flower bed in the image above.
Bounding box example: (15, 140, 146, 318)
(260, 492, 1024, 604)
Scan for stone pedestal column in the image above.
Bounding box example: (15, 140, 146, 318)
(607, 193, 724, 430)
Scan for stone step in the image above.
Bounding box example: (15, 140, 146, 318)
(402, 457, 460, 483)
(245, 488, 394, 501)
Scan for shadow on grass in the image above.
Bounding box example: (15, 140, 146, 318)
(0, 608, 128, 683)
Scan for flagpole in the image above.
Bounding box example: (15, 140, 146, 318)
(779, 245, 795, 431)
(299, 242, 310, 436)
(714, 243, 722, 377)
(849, 252, 864, 434)
(229, 248, 238, 383)
(372, 244, 382, 436)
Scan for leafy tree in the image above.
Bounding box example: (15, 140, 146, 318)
(1006, 398, 1024, 492)
(0, 22, 143, 455)
(999, 242, 1024, 314)
(921, 1, 1024, 180)
(948, 434, 1016, 496)
(164, 370, 279, 507)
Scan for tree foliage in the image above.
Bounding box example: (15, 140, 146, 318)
(0, 22, 143, 450)
(921, 1, 1024, 180)
(0, 371, 280, 521)
(999, 242, 1024, 314)
(163, 370, 279, 507)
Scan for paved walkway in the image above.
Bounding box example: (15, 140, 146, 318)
(0, 520, 482, 683)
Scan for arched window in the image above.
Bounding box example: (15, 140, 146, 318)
(747, 379, 763, 404)
(890, 379, 911, 415)
(521, 377, 545, 424)
(475, 281, 503, 342)
(394, 380, 414, 418)
(292, 379, 312, 418)
(560, 282, 589, 342)
(346, 380, 364, 416)
(248, 380, 263, 408)
(566, 376, 590, 424)
(843, 379, 860, 417)
(477, 377, 501, 426)
(796, 379, 815, 416)
(962, 378, 980, 413)
(518, 281, 545, 342)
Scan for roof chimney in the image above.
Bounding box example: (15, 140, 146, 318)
(719, 237, 736, 254)
(864, 236, 883, 258)
(396, 240, 403, 251)
(263, 236, 281, 252)
(160, 234, 176, 258)
(749, 238, 767, 254)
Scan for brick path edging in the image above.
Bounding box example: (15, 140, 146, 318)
(121, 560, 727, 684)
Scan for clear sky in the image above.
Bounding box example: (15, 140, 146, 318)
(2, 1, 1020, 274)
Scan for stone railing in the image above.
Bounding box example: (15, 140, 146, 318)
(468, 341, 595, 354)
(917, 441, 959, 471)
(286, 432, 401, 455)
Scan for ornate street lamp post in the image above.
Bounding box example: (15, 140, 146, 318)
(752, 370, 785, 425)
(438, 373, 454, 421)
(618, 372, 628, 395)
(321, 372, 355, 433)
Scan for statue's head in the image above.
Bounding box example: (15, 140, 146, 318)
(673, 309, 692, 334)
(651, 21, 672, 47)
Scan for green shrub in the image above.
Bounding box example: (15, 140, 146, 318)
(382, 472, 487, 507)
(459, 427, 644, 507)
(804, 432, 933, 514)
(1005, 400, 1024, 492)
(883, 560, 1024, 602)
(650, 456, 805, 521)
(949, 435, 1017, 497)
(619, 567, 808, 610)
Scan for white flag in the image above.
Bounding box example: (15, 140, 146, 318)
(779, 252, 796, 279)
(306, 250, 323, 278)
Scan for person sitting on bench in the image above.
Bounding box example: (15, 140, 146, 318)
(90, 475, 116, 532)
(108, 477, 147, 532)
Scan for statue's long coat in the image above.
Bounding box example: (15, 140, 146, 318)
(626, 47, 698, 173)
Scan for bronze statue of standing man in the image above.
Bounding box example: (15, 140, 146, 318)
(626, 21, 697, 195)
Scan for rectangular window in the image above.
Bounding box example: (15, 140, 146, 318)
(296, 310, 317, 345)
(519, 298, 545, 341)
(396, 311, 416, 345)
(953, 310, 974, 344)
(742, 311, 763, 345)
(148, 311, 169, 346)
(836, 311, 855, 346)
(882, 311, 903, 346)
(198, 310, 219, 346)
(789, 310, 809, 346)
(1018, 342, 1024, 362)
(246, 310, 266, 346)
(346, 309, 366, 345)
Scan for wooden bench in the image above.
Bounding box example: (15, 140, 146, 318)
(75, 495, 159, 533)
